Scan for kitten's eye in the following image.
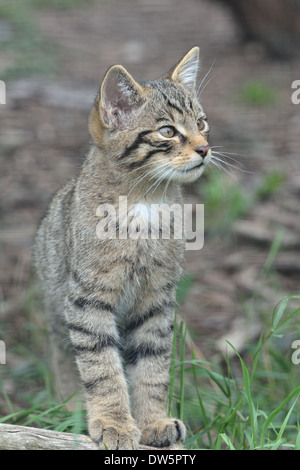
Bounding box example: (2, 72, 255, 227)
(197, 119, 208, 132)
(159, 126, 175, 138)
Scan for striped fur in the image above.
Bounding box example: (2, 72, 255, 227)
(34, 47, 210, 450)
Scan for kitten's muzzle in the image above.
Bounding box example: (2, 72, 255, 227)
(195, 145, 210, 158)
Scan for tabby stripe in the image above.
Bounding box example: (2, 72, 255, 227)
(178, 133, 187, 144)
(141, 381, 169, 392)
(123, 343, 170, 365)
(69, 296, 114, 313)
(160, 91, 184, 115)
(127, 140, 174, 169)
(71, 271, 115, 292)
(137, 265, 149, 274)
(62, 187, 75, 270)
(149, 394, 167, 403)
(125, 301, 174, 333)
(157, 323, 174, 338)
(155, 117, 170, 124)
(127, 150, 157, 169)
(62, 186, 75, 214)
(168, 100, 184, 115)
(188, 97, 194, 114)
(152, 258, 164, 267)
(160, 281, 176, 292)
(174, 420, 183, 441)
(73, 335, 120, 355)
(153, 143, 173, 150)
(142, 140, 173, 150)
(118, 130, 153, 160)
(67, 322, 96, 337)
(127, 149, 164, 169)
(83, 375, 110, 391)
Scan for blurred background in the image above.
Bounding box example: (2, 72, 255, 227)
(0, 0, 299, 447)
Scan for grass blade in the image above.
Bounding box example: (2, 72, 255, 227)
(260, 387, 300, 449)
(179, 321, 187, 422)
(272, 396, 299, 448)
(168, 312, 178, 416)
(220, 433, 236, 450)
(226, 341, 257, 448)
(295, 431, 300, 450)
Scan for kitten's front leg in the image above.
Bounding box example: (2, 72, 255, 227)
(65, 294, 140, 450)
(124, 295, 186, 448)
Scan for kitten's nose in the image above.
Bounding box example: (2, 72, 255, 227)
(195, 145, 210, 158)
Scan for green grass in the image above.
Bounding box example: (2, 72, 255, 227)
(1, 280, 299, 449)
(199, 169, 285, 236)
(198, 172, 252, 234)
(169, 231, 300, 450)
(238, 80, 276, 107)
(1, 295, 299, 449)
(0, 233, 299, 450)
(0, 6, 297, 445)
(169, 295, 300, 450)
(255, 170, 285, 201)
(0, 167, 295, 450)
(0, 350, 86, 435)
(0, 0, 95, 80)
(0, 1, 57, 80)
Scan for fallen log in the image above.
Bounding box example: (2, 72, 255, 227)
(0, 423, 181, 450)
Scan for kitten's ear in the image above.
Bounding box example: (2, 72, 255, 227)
(99, 65, 145, 129)
(166, 47, 200, 91)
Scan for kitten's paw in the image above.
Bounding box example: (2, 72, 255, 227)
(141, 418, 186, 448)
(89, 418, 141, 450)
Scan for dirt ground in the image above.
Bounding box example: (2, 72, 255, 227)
(0, 0, 300, 413)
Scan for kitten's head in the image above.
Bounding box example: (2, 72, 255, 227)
(89, 47, 211, 185)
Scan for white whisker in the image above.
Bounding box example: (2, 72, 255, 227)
(139, 165, 172, 202)
(211, 146, 247, 163)
(211, 152, 252, 174)
(211, 154, 238, 169)
(162, 168, 175, 201)
(129, 159, 170, 184)
(212, 151, 244, 165)
(127, 157, 170, 175)
(198, 76, 214, 97)
(197, 59, 215, 96)
(128, 170, 153, 196)
(210, 146, 248, 159)
(209, 156, 237, 179)
(131, 163, 170, 199)
(128, 163, 168, 196)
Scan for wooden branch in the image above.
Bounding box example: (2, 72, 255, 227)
(0, 423, 181, 450)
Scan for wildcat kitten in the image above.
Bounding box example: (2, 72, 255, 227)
(34, 47, 211, 450)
